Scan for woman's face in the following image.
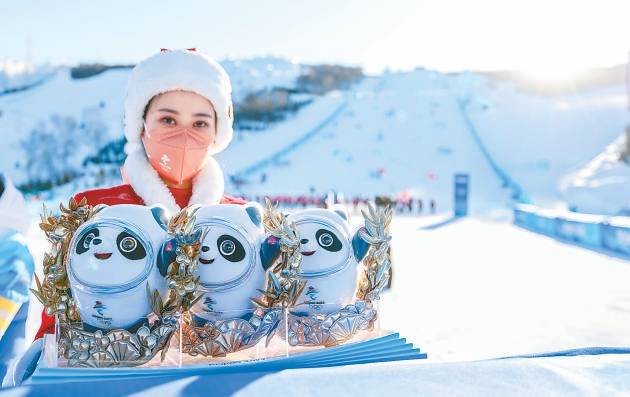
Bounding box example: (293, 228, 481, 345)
(142, 90, 217, 143)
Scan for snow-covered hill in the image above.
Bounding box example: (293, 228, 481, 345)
(0, 57, 303, 185)
(1, 56, 628, 216)
(453, 74, 629, 211)
(221, 56, 303, 103)
(221, 70, 513, 216)
(560, 134, 630, 215)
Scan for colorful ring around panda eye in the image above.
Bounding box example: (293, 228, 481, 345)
(119, 236, 137, 253)
(318, 233, 333, 247)
(219, 240, 235, 256)
(83, 233, 95, 249)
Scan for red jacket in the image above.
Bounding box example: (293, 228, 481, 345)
(34, 183, 245, 340)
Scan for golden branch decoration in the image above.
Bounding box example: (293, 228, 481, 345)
(356, 202, 392, 302)
(31, 197, 101, 323)
(251, 198, 306, 309)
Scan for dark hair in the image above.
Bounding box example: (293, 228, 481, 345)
(142, 96, 155, 120)
(141, 94, 218, 130)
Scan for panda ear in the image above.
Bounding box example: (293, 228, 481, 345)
(158, 238, 177, 277)
(150, 205, 169, 231)
(260, 235, 281, 271)
(330, 205, 348, 222)
(352, 227, 370, 262)
(245, 202, 263, 228)
(93, 204, 108, 214)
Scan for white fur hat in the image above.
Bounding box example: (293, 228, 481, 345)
(123, 49, 234, 156)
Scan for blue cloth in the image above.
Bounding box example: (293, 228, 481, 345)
(3, 348, 630, 396)
(0, 231, 34, 305)
(0, 304, 28, 381)
(0, 230, 35, 381)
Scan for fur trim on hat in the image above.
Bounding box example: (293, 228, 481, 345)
(123, 151, 224, 213)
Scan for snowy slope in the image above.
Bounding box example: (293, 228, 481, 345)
(0, 61, 57, 92)
(221, 56, 302, 103)
(216, 90, 347, 176)
(455, 75, 629, 210)
(560, 134, 630, 215)
(222, 67, 629, 217)
(0, 57, 302, 185)
(0, 67, 128, 183)
(223, 70, 513, 216)
(3, 57, 627, 216)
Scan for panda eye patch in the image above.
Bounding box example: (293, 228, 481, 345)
(116, 231, 146, 260)
(217, 234, 245, 262)
(315, 228, 342, 252)
(76, 228, 99, 255)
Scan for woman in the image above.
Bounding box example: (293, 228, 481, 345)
(34, 48, 245, 340)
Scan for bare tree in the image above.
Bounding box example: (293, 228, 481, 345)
(19, 114, 80, 189)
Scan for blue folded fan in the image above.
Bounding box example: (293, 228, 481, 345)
(28, 332, 425, 384)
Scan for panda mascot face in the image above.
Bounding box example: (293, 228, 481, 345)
(72, 224, 149, 286)
(67, 204, 170, 331)
(297, 219, 351, 275)
(288, 206, 370, 315)
(197, 221, 254, 287)
(184, 203, 278, 322)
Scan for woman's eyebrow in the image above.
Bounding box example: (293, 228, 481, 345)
(157, 108, 212, 118)
(157, 108, 179, 114)
(193, 113, 213, 118)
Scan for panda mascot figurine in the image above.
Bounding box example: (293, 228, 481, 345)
(67, 204, 171, 331)
(184, 202, 278, 323)
(287, 206, 370, 316)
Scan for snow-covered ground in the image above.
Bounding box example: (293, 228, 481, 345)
(380, 216, 630, 362)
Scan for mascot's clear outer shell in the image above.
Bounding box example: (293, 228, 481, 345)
(67, 205, 170, 330)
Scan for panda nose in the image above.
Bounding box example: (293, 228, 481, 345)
(201, 246, 210, 252)
(300, 238, 309, 244)
(93, 238, 102, 245)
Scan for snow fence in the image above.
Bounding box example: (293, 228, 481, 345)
(514, 204, 630, 258)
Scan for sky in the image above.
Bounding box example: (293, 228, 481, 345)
(1, 0, 630, 75)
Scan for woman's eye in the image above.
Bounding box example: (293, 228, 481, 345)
(160, 117, 176, 126)
(193, 120, 209, 129)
